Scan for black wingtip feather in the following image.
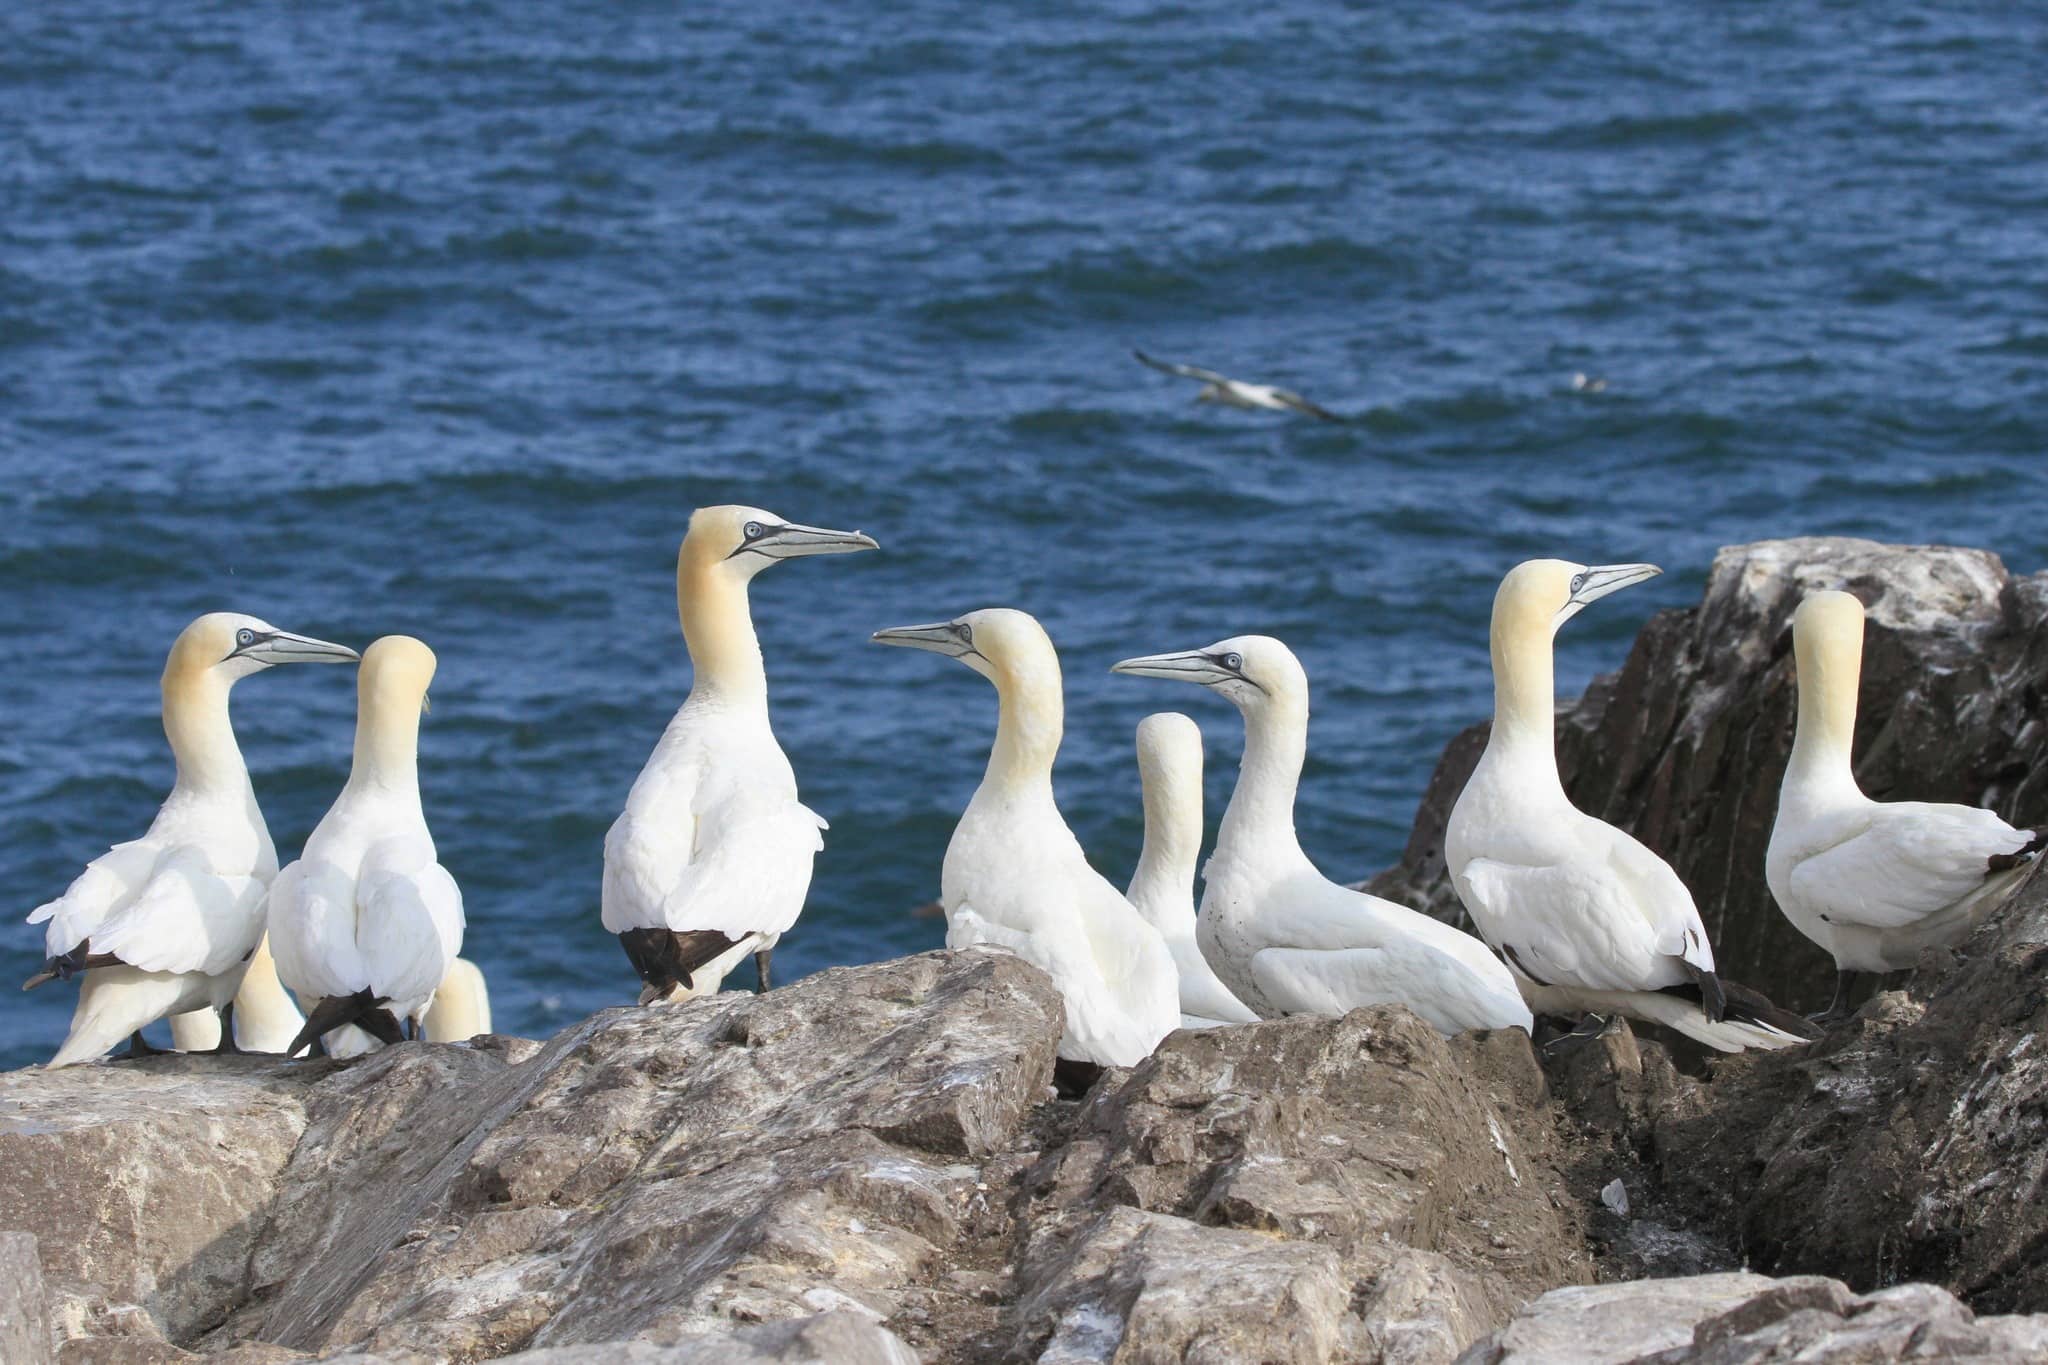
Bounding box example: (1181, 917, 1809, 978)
(1987, 826, 2048, 874)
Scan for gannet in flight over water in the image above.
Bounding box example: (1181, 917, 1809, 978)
(874, 609, 1180, 1070)
(1769, 590, 2043, 1019)
(604, 505, 878, 1003)
(1133, 350, 1343, 421)
(1125, 713, 1258, 1029)
(1113, 637, 1532, 1036)
(23, 613, 357, 1068)
(270, 635, 465, 1056)
(1447, 560, 1816, 1051)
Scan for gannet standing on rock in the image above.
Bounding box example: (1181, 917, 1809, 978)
(23, 614, 358, 1069)
(874, 610, 1180, 1075)
(1447, 560, 1817, 1051)
(1769, 590, 2043, 1020)
(604, 506, 878, 1004)
(1125, 713, 1258, 1029)
(1113, 637, 1532, 1036)
(270, 636, 465, 1056)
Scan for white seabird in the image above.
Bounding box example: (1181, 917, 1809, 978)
(1133, 350, 1343, 421)
(1125, 712, 1259, 1029)
(874, 609, 1180, 1073)
(167, 933, 306, 1053)
(270, 635, 466, 1056)
(604, 505, 878, 1004)
(424, 957, 493, 1041)
(1446, 559, 1816, 1051)
(23, 613, 358, 1069)
(1113, 636, 1533, 1036)
(1768, 589, 2043, 1018)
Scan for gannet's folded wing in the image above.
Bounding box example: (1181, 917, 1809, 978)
(1457, 855, 1669, 993)
(1787, 803, 2036, 931)
(268, 859, 372, 1000)
(1602, 830, 1715, 971)
(948, 896, 1162, 1065)
(359, 856, 465, 1008)
(1246, 913, 1530, 1035)
(85, 845, 266, 976)
(28, 839, 162, 958)
(1173, 946, 1260, 1025)
(601, 759, 703, 934)
(655, 795, 824, 937)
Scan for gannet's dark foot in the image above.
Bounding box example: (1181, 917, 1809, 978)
(1807, 969, 1857, 1025)
(116, 1031, 166, 1061)
(208, 1002, 244, 1055)
(405, 1016, 420, 1042)
(754, 948, 773, 994)
(1535, 1012, 1611, 1054)
(1052, 1057, 1103, 1098)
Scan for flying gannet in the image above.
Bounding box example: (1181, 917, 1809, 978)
(1133, 350, 1343, 420)
(874, 609, 1181, 1072)
(270, 635, 465, 1056)
(1446, 560, 1817, 1051)
(1113, 637, 1532, 1036)
(1125, 712, 1258, 1029)
(167, 933, 305, 1053)
(604, 505, 878, 1004)
(1769, 589, 2043, 1019)
(23, 614, 358, 1069)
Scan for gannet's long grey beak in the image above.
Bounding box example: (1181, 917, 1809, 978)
(1111, 649, 1234, 686)
(232, 631, 361, 666)
(872, 621, 974, 657)
(751, 522, 880, 559)
(1571, 563, 1661, 607)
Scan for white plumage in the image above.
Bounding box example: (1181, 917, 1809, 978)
(1768, 590, 2039, 1015)
(1124, 712, 1258, 1028)
(1114, 636, 1532, 1037)
(602, 505, 876, 1003)
(876, 609, 1180, 1068)
(1447, 559, 1812, 1052)
(168, 933, 307, 1053)
(24, 613, 357, 1068)
(270, 635, 465, 1054)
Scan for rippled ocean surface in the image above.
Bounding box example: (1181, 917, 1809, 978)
(5, 2, 2047, 1066)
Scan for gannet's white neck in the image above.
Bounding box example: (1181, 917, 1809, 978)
(678, 544, 767, 710)
(1129, 718, 1203, 924)
(984, 654, 1063, 796)
(161, 659, 251, 797)
(1217, 689, 1309, 860)
(1483, 599, 1568, 797)
(1785, 596, 1867, 804)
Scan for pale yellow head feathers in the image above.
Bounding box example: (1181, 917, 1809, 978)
(359, 635, 437, 716)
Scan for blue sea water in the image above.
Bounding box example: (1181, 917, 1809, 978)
(4, 2, 2046, 1068)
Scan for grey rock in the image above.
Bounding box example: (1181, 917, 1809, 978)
(1458, 1273, 2048, 1364)
(2, 1231, 54, 1365)
(495, 1310, 920, 1363)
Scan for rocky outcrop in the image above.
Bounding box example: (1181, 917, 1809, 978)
(1370, 536, 2048, 1015)
(0, 952, 1586, 1363)
(1457, 1272, 2048, 1364)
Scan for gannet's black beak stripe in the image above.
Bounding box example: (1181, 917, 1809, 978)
(1111, 649, 1264, 693)
(730, 521, 880, 560)
(872, 620, 980, 661)
(229, 630, 361, 665)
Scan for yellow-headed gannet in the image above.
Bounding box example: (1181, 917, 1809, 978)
(874, 610, 1180, 1073)
(23, 614, 357, 1068)
(1133, 350, 1343, 421)
(424, 957, 493, 1041)
(604, 505, 878, 1004)
(270, 635, 465, 1056)
(167, 932, 305, 1053)
(1769, 590, 2043, 1019)
(1114, 637, 1531, 1036)
(1447, 560, 1817, 1051)
(1126, 713, 1258, 1029)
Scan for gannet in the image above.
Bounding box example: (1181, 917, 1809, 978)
(1113, 637, 1532, 1036)
(1133, 350, 1343, 421)
(167, 933, 305, 1053)
(874, 610, 1180, 1070)
(1446, 560, 1816, 1051)
(424, 957, 493, 1041)
(270, 635, 465, 1056)
(1125, 713, 1259, 1029)
(22, 614, 357, 1069)
(604, 505, 878, 1004)
(1769, 590, 2043, 1019)
(1571, 372, 1608, 394)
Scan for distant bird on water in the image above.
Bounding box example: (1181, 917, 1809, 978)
(1133, 350, 1343, 420)
(1571, 372, 1608, 394)
(1768, 590, 2045, 1020)
(603, 505, 878, 1005)
(24, 613, 358, 1068)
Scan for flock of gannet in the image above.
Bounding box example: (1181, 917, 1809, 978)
(19, 510, 2043, 1080)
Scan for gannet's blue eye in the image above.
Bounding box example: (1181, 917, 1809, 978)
(1223, 652, 1243, 671)
(236, 628, 256, 647)
(1569, 573, 1586, 595)
(743, 521, 764, 539)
